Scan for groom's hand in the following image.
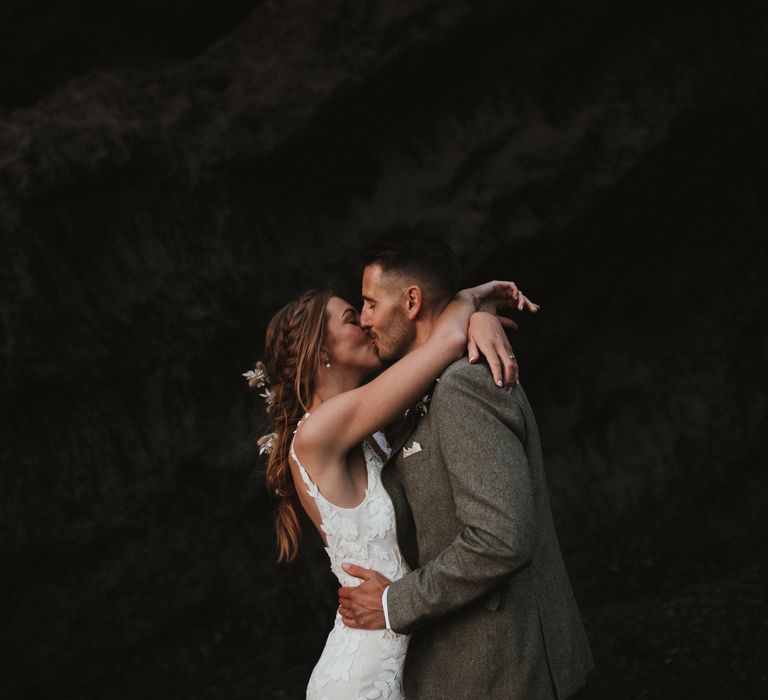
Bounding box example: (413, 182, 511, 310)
(337, 563, 390, 630)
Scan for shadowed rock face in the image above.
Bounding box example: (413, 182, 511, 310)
(0, 0, 259, 109)
(1, 1, 767, 697)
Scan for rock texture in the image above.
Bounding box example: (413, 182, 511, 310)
(1, 1, 767, 697)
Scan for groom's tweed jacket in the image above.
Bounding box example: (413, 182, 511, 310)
(383, 359, 594, 700)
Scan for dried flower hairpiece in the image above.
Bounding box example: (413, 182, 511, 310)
(244, 362, 278, 457)
(257, 432, 277, 455)
(260, 387, 275, 407)
(243, 361, 275, 412)
(242, 361, 269, 388)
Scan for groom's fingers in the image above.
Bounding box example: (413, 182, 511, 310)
(342, 562, 374, 580)
(341, 608, 386, 630)
(338, 589, 381, 611)
(337, 588, 369, 610)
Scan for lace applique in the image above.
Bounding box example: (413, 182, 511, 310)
(365, 498, 394, 540)
(296, 422, 410, 700)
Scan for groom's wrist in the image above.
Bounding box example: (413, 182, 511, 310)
(382, 585, 392, 630)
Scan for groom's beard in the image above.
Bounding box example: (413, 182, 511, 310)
(372, 306, 416, 365)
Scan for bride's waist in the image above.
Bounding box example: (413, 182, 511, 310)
(331, 612, 410, 641)
(327, 555, 409, 588)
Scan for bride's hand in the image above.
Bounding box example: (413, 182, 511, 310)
(467, 312, 520, 387)
(460, 280, 539, 387)
(461, 280, 540, 314)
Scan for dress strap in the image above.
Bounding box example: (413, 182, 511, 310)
(290, 412, 318, 494)
(368, 431, 392, 463)
(291, 412, 375, 511)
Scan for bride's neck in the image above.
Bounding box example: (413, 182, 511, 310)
(309, 367, 366, 412)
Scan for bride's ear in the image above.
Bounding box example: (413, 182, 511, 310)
(403, 285, 423, 320)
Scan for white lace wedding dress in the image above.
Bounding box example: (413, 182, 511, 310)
(291, 414, 410, 700)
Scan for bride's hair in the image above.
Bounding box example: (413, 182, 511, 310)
(260, 288, 334, 562)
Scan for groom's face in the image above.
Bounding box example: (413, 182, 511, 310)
(360, 263, 416, 363)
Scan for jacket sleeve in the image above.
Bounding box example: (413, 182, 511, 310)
(386, 366, 534, 634)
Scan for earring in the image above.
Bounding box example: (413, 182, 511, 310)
(325, 361, 331, 369)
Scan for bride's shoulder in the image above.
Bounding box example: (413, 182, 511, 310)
(291, 411, 327, 459)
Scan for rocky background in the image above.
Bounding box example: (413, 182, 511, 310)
(1, 1, 767, 698)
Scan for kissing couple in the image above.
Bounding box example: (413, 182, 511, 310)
(245, 232, 594, 699)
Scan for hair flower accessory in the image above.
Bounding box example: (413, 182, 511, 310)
(257, 432, 277, 455)
(242, 361, 269, 388)
(260, 387, 275, 407)
(243, 361, 275, 412)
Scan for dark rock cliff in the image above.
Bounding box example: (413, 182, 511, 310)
(1, 1, 766, 697)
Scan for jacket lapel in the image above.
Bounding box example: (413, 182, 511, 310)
(381, 409, 422, 570)
(384, 410, 421, 466)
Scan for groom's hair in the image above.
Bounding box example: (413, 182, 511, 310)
(361, 225, 461, 308)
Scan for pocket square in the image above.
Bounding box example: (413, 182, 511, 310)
(402, 441, 423, 458)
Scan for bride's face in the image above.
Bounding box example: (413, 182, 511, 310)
(324, 296, 382, 375)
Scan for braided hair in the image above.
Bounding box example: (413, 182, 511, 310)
(261, 289, 334, 562)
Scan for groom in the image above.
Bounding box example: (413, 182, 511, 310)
(338, 232, 594, 699)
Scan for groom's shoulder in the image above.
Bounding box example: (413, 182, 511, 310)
(436, 358, 496, 395)
(436, 359, 532, 411)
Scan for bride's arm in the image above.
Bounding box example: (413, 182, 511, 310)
(467, 283, 539, 387)
(298, 282, 533, 461)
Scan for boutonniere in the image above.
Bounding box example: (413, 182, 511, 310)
(405, 392, 432, 419)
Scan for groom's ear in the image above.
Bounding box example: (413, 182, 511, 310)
(403, 285, 423, 320)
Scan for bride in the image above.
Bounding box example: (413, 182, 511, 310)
(245, 280, 537, 699)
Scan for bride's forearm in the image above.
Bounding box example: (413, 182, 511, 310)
(427, 282, 512, 353)
(427, 292, 476, 354)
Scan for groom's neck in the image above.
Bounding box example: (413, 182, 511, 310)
(402, 293, 450, 355)
(406, 316, 438, 354)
